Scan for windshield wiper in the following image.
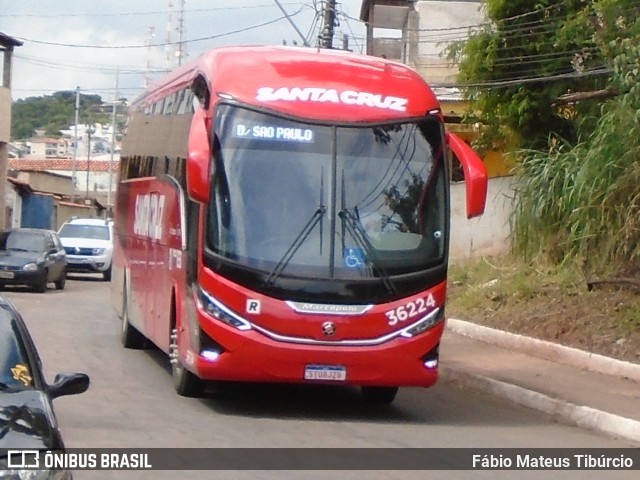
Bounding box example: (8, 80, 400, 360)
(265, 206, 326, 288)
(338, 208, 396, 296)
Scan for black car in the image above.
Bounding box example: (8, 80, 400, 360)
(0, 295, 89, 476)
(0, 229, 67, 293)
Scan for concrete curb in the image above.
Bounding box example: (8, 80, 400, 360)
(444, 318, 640, 444)
(442, 366, 640, 444)
(447, 318, 640, 383)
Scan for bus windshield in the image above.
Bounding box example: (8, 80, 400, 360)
(207, 105, 447, 283)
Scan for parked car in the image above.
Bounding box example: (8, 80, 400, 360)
(0, 228, 67, 293)
(57, 218, 113, 281)
(0, 295, 90, 476)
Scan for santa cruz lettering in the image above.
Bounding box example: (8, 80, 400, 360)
(256, 87, 408, 112)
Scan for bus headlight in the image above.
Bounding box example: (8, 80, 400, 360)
(399, 308, 444, 338)
(195, 286, 252, 331)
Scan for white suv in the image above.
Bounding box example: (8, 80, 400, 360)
(58, 218, 113, 281)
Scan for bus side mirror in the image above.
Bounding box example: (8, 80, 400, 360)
(446, 132, 488, 219)
(187, 108, 212, 204)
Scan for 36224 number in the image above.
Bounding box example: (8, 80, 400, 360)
(385, 294, 436, 326)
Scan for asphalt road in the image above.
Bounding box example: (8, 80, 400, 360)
(1, 275, 637, 480)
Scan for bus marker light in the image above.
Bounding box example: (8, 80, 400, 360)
(201, 349, 221, 362)
(424, 359, 438, 369)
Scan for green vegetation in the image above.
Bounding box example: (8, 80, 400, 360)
(452, 0, 640, 271)
(449, 0, 638, 152)
(11, 91, 110, 140)
(447, 256, 640, 363)
(513, 36, 640, 269)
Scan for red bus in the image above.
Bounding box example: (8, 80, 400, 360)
(112, 45, 487, 404)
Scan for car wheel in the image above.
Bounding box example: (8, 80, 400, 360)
(55, 269, 66, 290)
(103, 266, 112, 282)
(121, 287, 146, 349)
(361, 386, 399, 405)
(33, 271, 48, 293)
(170, 325, 205, 397)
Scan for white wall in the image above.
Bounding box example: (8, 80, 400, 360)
(449, 175, 514, 260)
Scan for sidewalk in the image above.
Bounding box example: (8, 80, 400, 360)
(440, 319, 640, 444)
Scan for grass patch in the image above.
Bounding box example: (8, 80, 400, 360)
(446, 255, 640, 363)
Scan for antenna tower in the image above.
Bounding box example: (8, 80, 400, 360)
(144, 26, 156, 88)
(164, 0, 175, 70)
(176, 0, 188, 65)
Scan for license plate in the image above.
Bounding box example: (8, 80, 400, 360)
(304, 365, 347, 382)
(0, 271, 14, 279)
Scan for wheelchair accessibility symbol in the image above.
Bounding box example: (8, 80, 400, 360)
(344, 247, 365, 268)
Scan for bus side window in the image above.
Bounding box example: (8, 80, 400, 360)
(163, 93, 176, 115)
(175, 89, 187, 115)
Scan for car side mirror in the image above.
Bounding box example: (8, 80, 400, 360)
(49, 372, 90, 399)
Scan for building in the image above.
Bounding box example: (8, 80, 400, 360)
(5, 162, 109, 230)
(1, 31, 23, 228)
(26, 137, 72, 158)
(8, 157, 119, 205)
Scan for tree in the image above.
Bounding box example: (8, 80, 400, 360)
(11, 91, 109, 140)
(509, 2, 640, 268)
(448, 0, 630, 152)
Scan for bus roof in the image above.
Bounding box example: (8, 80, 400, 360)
(136, 45, 441, 122)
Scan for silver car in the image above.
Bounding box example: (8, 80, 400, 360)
(58, 218, 113, 281)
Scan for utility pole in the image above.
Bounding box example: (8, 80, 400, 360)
(108, 69, 119, 210)
(85, 126, 94, 198)
(320, 0, 337, 49)
(72, 86, 80, 202)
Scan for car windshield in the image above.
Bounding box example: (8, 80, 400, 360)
(0, 231, 45, 253)
(0, 313, 34, 391)
(59, 224, 110, 241)
(206, 105, 446, 281)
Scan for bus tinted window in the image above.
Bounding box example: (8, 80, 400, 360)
(207, 105, 446, 280)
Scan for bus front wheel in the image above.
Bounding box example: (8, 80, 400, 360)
(361, 386, 399, 405)
(170, 327, 205, 397)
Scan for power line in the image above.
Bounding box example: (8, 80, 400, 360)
(434, 67, 612, 90)
(0, 3, 307, 18)
(12, 9, 304, 49)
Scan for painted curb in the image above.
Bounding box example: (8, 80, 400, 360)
(442, 366, 640, 444)
(447, 318, 640, 383)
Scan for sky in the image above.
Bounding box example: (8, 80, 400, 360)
(0, 1, 367, 103)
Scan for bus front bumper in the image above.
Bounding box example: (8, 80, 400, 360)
(187, 320, 444, 388)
